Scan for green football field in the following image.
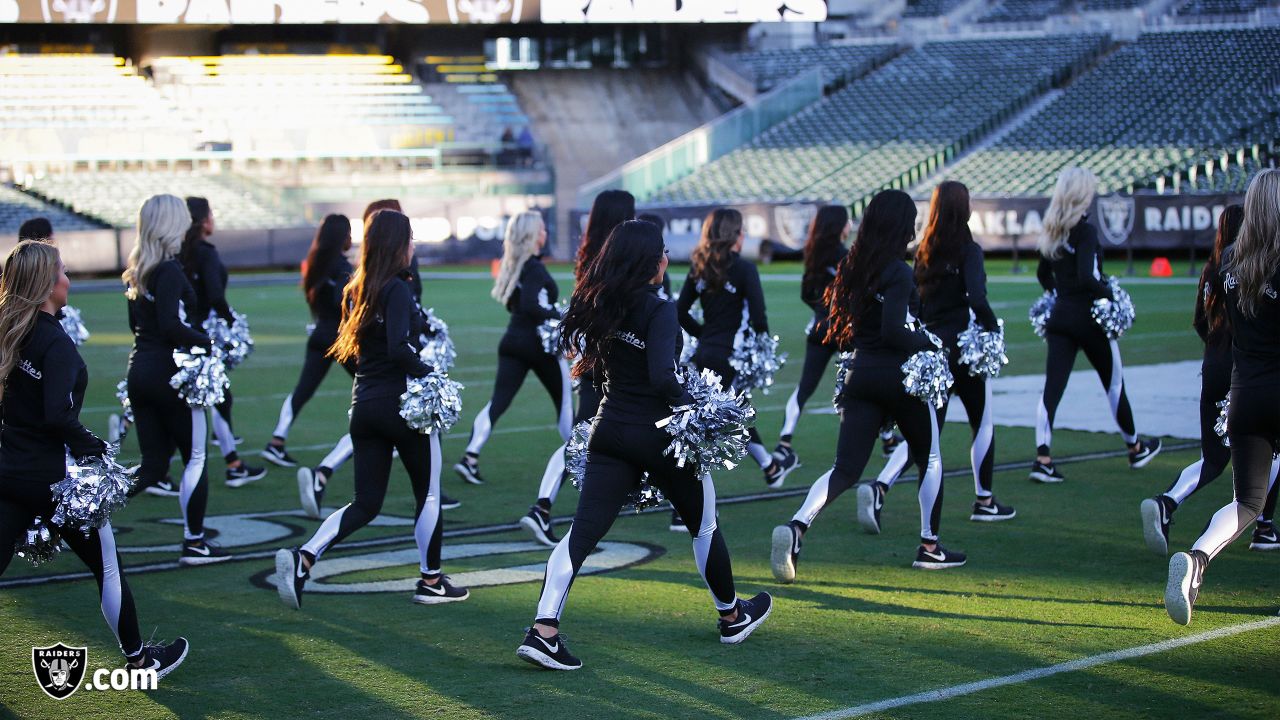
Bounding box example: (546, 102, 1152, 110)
(1, 263, 1276, 719)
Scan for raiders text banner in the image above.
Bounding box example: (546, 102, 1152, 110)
(0, 0, 540, 24)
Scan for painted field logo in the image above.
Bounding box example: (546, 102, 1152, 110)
(32, 643, 87, 700)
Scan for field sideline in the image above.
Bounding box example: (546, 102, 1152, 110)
(0, 263, 1276, 719)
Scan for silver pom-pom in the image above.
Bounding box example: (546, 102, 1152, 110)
(537, 300, 570, 356)
(15, 516, 61, 566)
(59, 305, 90, 345)
(729, 329, 788, 394)
(1215, 392, 1230, 448)
(50, 448, 134, 536)
(625, 482, 666, 512)
(566, 420, 665, 511)
(1029, 291, 1056, 339)
(655, 368, 756, 474)
(831, 352, 854, 409)
(399, 371, 464, 434)
(169, 347, 230, 408)
(680, 306, 703, 366)
(956, 318, 1008, 378)
(901, 349, 954, 409)
(203, 312, 255, 370)
(1091, 277, 1136, 339)
(115, 379, 134, 425)
(419, 308, 457, 373)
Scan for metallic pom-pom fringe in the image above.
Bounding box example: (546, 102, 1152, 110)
(537, 300, 570, 356)
(956, 318, 1008, 378)
(59, 305, 90, 345)
(901, 349, 954, 409)
(1215, 392, 1230, 448)
(399, 370, 464, 435)
(831, 351, 854, 410)
(655, 368, 756, 475)
(50, 447, 134, 537)
(15, 516, 61, 567)
(680, 305, 703, 367)
(420, 308, 457, 373)
(1029, 291, 1056, 339)
(729, 329, 788, 394)
(115, 379, 134, 425)
(203, 312, 255, 371)
(1091, 277, 1136, 339)
(169, 347, 230, 408)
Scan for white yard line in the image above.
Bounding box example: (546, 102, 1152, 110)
(795, 615, 1280, 720)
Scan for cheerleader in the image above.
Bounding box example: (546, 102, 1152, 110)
(676, 209, 790, 488)
(864, 182, 1016, 527)
(125, 195, 228, 564)
(773, 205, 850, 470)
(519, 191, 635, 546)
(275, 209, 467, 608)
(1142, 204, 1280, 555)
(0, 240, 189, 677)
(1031, 168, 1160, 483)
(1166, 169, 1280, 624)
(515, 220, 771, 671)
(179, 197, 266, 487)
(771, 190, 964, 580)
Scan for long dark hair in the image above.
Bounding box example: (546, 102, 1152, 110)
(363, 198, 402, 225)
(329, 209, 412, 364)
(915, 181, 972, 302)
(576, 190, 635, 279)
(561, 220, 665, 380)
(690, 208, 742, 292)
(824, 190, 918, 347)
(1200, 204, 1244, 340)
(302, 214, 352, 306)
(802, 205, 849, 302)
(179, 196, 211, 276)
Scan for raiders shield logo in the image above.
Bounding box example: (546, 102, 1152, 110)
(446, 0, 523, 23)
(32, 643, 88, 700)
(41, 0, 118, 23)
(773, 203, 818, 251)
(1096, 194, 1135, 246)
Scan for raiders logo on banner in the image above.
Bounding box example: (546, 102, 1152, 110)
(41, 0, 117, 22)
(773, 202, 818, 251)
(446, 0, 522, 23)
(32, 643, 87, 700)
(1096, 193, 1136, 246)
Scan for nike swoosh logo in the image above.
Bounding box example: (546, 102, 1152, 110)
(419, 583, 446, 595)
(922, 550, 946, 561)
(296, 562, 307, 579)
(977, 505, 997, 513)
(728, 612, 753, 629)
(187, 545, 210, 556)
(142, 659, 161, 671)
(536, 636, 559, 653)
(874, 495, 884, 511)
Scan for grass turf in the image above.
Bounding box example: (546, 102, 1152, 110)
(0, 263, 1275, 719)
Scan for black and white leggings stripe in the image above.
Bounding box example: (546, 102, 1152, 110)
(535, 381, 602, 506)
(779, 338, 837, 442)
(792, 362, 945, 542)
(302, 395, 443, 575)
(535, 416, 738, 625)
(129, 361, 209, 540)
(465, 338, 573, 456)
(1037, 306, 1137, 455)
(0, 487, 143, 659)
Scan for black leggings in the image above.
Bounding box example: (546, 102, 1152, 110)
(792, 362, 945, 542)
(129, 355, 209, 540)
(694, 346, 771, 469)
(1192, 383, 1280, 561)
(779, 338, 837, 444)
(534, 416, 737, 625)
(301, 395, 443, 575)
(532, 379, 605, 509)
(1037, 304, 1137, 456)
(1164, 357, 1232, 505)
(273, 336, 356, 442)
(0, 482, 143, 659)
(465, 333, 572, 456)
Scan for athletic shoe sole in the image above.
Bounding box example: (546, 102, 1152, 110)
(453, 462, 484, 485)
(178, 553, 232, 567)
(516, 644, 581, 671)
(152, 639, 190, 681)
(720, 598, 772, 645)
(1165, 552, 1195, 626)
(143, 486, 180, 498)
(1140, 498, 1169, 556)
(260, 450, 297, 468)
(297, 468, 321, 520)
(911, 557, 967, 570)
(440, 498, 462, 510)
(856, 484, 881, 535)
(519, 515, 557, 547)
(411, 589, 471, 605)
(1028, 471, 1064, 484)
(225, 468, 268, 488)
(1130, 444, 1162, 470)
(1248, 539, 1280, 551)
(770, 525, 796, 584)
(274, 549, 302, 610)
(969, 507, 1017, 522)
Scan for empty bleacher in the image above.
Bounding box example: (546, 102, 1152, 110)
(729, 42, 898, 92)
(977, 0, 1071, 23)
(1175, 0, 1276, 14)
(0, 185, 102, 234)
(902, 0, 968, 17)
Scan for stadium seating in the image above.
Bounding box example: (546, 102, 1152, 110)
(977, 0, 1071, 23)
(419, 55, 530, 145)
(946, 27, 1280, 196)
(902, 0, 968, 18)
(1081, 0, 1147, 10)
(1175, 0, 1275, 15)
(0, 185, 102, 234)
(729, 43, 898, 92)
(647, 34, 1107, 207)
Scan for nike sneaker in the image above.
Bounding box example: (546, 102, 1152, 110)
(142, 476, 180, 498)
(412, 575, 470, 605)
(719, 592, 773, 644)
(1249, 522, 1279, 551)
(520, 505, 559, 547)
(1129, 438, 1163, 469)
(856, 481, 887, 534)
(1140, 495, 1175, 555)
(453, 455, 485, 485)
(1165, 550, 1207, 626)
(260, 443, 298, 468)
(1029, 460, 1065, 483)
(225, 464, 267, 488)
(130, 637, 189, 681)
(970, 497, 1017, 522)
(274, 547, 308, 609)
(912, 544, 967, 570)
(770, 523, 802, 584)
(179, 538, 231, 566)
(516, 627, 582, 671)
(440, 493, 462, 510)
(297, 467, 325, 519)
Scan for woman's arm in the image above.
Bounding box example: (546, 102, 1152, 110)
(647, 302, 694, 405)
(384, 281, 431, 377)
(155, 265, 211, 349)
(963, 244, 1000, 330)
(43, 337, 107, 460)
(675, 272, 704, 337)
(880, 265, 935, 354)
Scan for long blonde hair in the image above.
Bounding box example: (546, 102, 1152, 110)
(491, 211, 545, 304)
(1039, 167, 1097, 260)
(122, 194, 191, 301)
(1227, 168, 1280, 318)
(0, 241, 60, 402)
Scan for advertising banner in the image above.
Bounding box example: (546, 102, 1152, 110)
(0, 0, 539, 24)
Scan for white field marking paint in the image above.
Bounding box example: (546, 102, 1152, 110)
(794, 614, 1280, 720)
(118, 510, 415, 554)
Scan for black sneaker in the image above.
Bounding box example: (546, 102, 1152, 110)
(179, 538, 231, 566)
(225, 464, 267, 488)
(719, 592, 772, 645)
(412, 576, 470, 605)
(453, 456, 485, 485)
(234, 435, 244, 446)
(770, 523, 801, 584)
(520, 506, 559, 547)
(1129, 438, 1163, 469)
(516, 628, 582, 670)
(131, 637, 189, 681)
(669, 508, 687, 533)
(1029, 460, 1065, 483)
(297, 467, 325, 519)
(261, 444, 298, 468)
(764, 452, 800, 490)
(1140, 495, 1175, 555)
(143, 476, 180, 498)
(1165, 549, 1207, 626)
(856, 481, 886, 534)
(274, 547, 308, 609)
(912, 543, 967, 570)
(440, 493, 462, 510)
(881, 433, 904, 458)
(1249, 523, 1279, 551)
(970, 497, 1017, 522)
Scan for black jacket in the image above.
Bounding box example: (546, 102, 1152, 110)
(1036, 220, 1113, 307)
(353, 277, 431, 403)
(849, 260, 936, 366)
(802, 249, 842, 343)
(127, 260, 211, 359)
(1222, 246, 1280, 388)
(309, 254, 353, 343)
(598, 286, 692, 424)
(676, 253, 768, 351)
(505, 257, 561, 333)
(186, 240, 233, 323)
(919, 239, 1000, 342)
(0, 312, 106, 486)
